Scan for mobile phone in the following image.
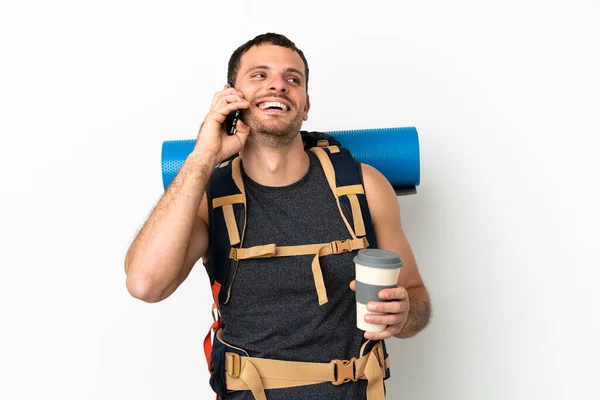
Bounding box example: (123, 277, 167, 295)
(225, 83, 240, 136)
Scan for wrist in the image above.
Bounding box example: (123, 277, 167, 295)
(189, 148, 219, 169)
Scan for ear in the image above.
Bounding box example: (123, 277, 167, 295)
(302, 94, 310, 121)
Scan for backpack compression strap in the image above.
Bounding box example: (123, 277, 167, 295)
(216, 144, 370, 305)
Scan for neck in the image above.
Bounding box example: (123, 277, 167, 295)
(240, 134, 309, 187)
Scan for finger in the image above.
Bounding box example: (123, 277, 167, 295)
(208, 101, 251, 124)
(216, 100, 250, 116)
(212, 88, 245, 107)
(214, 95, 247, 110)
(364, 327, 395, 341)
(212, 93, 246, 110)
(378, 286, 408, 301)
(217, 86, 243, 96)
(367, 299, 408, 314)
(234, 118, 250, 136)
(364, 310, 405, 327)
(349, 280, 356, 291)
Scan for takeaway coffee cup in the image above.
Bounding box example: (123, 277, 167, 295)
(354, 249, 403, 332)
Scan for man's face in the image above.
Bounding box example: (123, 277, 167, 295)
(233, 44, 310, 146)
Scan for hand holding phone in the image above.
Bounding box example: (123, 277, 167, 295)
(193, 84, 250, 162)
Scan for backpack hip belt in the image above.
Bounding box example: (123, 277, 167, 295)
(216, 329, 389, 400)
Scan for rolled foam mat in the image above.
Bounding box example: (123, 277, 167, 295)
(161, 126, 420, 192)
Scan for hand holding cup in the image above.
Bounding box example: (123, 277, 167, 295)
(351, 249, 409, 340)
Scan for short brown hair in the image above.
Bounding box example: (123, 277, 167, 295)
(227, 32, 309, 91)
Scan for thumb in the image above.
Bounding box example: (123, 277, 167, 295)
(235, 119, 251, 142)
(349, 280, 356, 292)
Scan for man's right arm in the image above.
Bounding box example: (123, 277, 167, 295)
(123, 85, 251, 303)
(124, 150, 217, 303)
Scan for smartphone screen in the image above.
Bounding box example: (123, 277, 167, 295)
(225, 83, 240, 135)
(225, 109, 240, 136)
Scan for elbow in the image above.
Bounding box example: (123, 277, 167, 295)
(124, 251, 180, 303)
(124, 251, 162, 303)
(125, 273, 164, 303)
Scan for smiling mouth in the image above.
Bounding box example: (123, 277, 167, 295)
(257, 101, 289, 111)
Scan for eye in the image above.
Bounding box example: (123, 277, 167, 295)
(252, 72, 266, 79)
(287, 77, 301, 84)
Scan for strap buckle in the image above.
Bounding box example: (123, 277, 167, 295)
(229, 247, 239, 261)
(225, 352, 241, 378)
(330, 357, 358, 385)
(331, 239, 351, 254)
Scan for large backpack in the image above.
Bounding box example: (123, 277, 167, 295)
(201, 130, 390, 398)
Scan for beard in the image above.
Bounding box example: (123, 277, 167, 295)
(241, 107, 305, 148)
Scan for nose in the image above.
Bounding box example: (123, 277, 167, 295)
(267, 75, 288, 93)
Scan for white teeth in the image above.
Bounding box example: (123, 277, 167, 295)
(258, 101, 288, 111)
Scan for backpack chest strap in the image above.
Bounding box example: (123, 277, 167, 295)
(229, 237, 369, 305)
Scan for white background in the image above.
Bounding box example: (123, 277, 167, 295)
(1, 1, 599, 399)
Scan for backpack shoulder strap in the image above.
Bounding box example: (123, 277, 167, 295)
(309, 144, 378, 250)
(301, 130, 341, 149)
(206, 156, 247, 307)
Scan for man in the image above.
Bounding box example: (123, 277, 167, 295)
(124, 33, 430, 399)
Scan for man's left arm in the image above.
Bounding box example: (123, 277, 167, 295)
(351, 163, 431, 340)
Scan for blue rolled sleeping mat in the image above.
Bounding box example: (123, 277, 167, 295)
(161, 127, 420, 195)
